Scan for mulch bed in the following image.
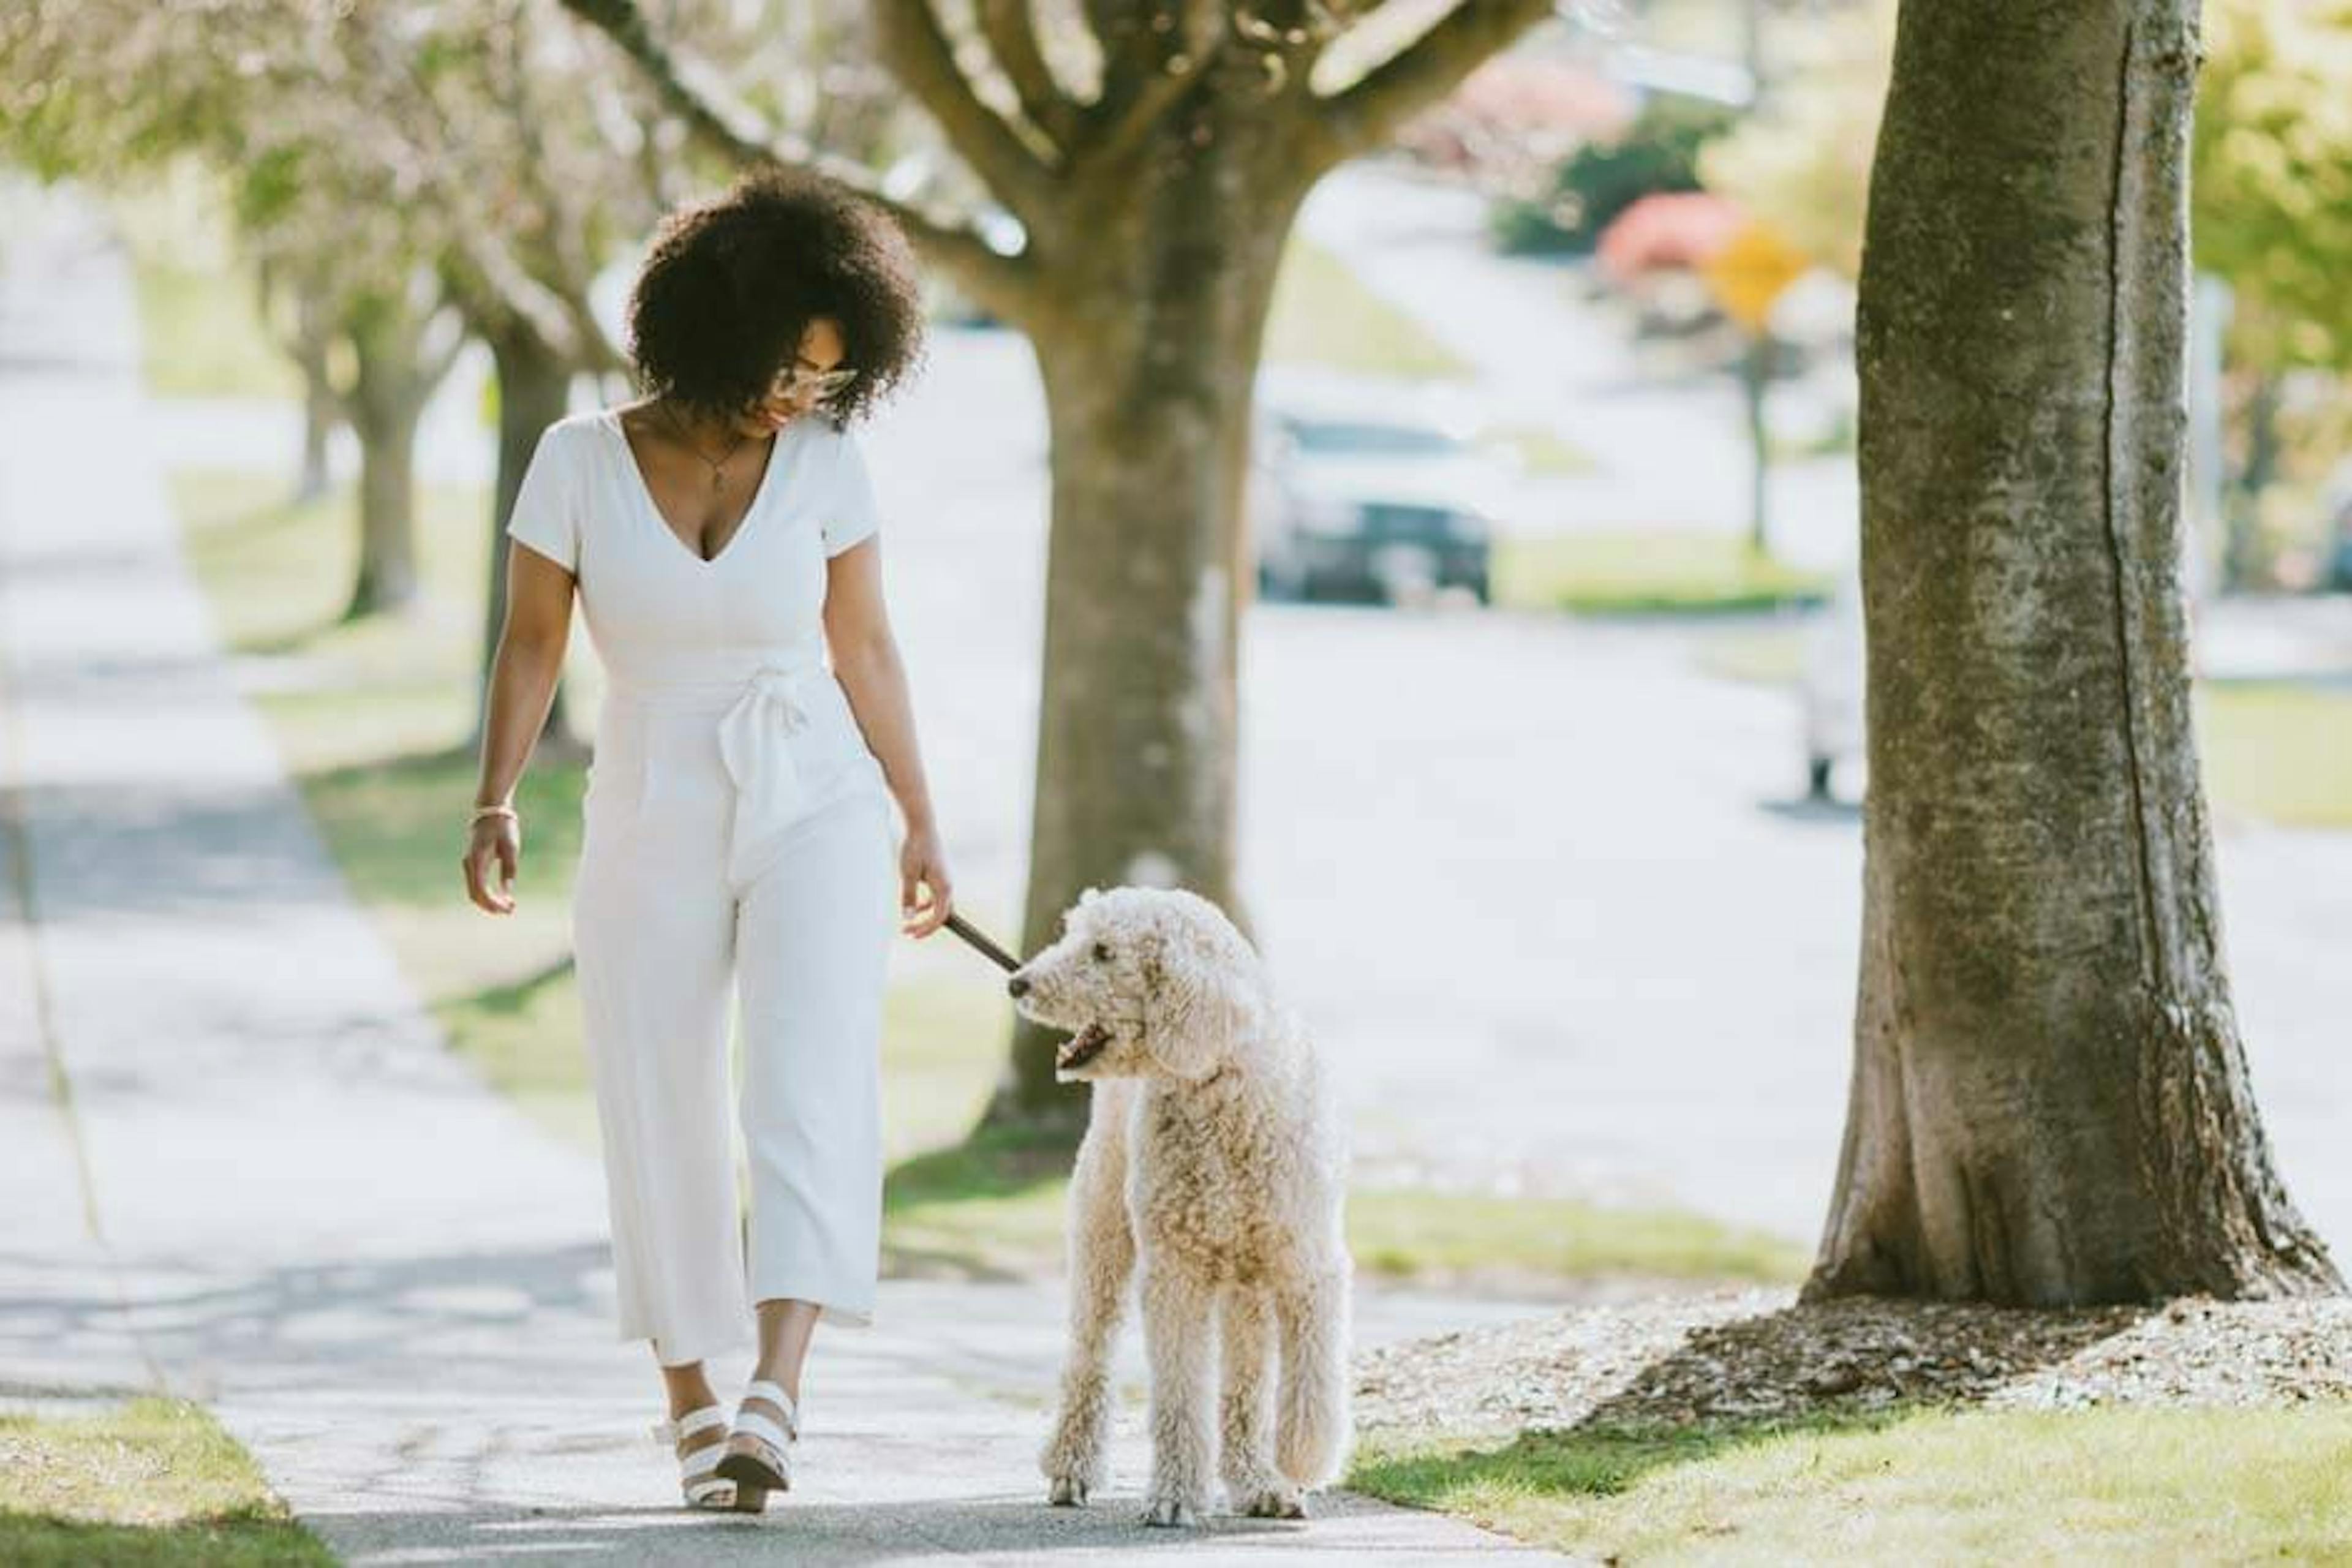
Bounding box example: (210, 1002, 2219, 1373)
(1354, 1286, 2352, 1439)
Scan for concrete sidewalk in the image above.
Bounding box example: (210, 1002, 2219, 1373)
(0, 183, 1562, 1563)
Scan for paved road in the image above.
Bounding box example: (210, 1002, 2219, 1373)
(0, 181, 1561, 1564)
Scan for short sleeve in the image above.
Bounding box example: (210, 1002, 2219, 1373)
(503, 422, 580, 573)
(821, 429, 881, 557)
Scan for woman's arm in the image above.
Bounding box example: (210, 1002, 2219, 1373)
(463, 543, 576, 914)
(823, 536, 954, 937)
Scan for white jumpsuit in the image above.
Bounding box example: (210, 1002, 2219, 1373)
(503, 407, 899, 1366)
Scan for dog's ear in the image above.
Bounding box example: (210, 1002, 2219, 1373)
(1143, 913, 1261, 1082)
(1077, 886, 1102, 907)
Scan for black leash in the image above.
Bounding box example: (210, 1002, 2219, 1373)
(944, 910, 1022, 973)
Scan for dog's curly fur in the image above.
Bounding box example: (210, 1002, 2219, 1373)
(1009, 886, 1352, 1528)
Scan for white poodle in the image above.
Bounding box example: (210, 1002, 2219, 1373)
(1007, 885, 1352, 1527)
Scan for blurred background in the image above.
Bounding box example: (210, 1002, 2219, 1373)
(2, 2, 2350, 1547)
(6, 0, 2350, 1298)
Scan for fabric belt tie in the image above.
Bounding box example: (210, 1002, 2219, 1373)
(716, 663, 819, 885)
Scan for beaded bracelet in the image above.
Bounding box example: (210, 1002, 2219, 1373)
(471, 804, 519, 824)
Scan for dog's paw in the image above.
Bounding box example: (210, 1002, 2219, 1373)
(1038, 1428, 1101, 1507)
(1139, 1492, 1202, 1528)
(1236, 1483, 1306, 1519)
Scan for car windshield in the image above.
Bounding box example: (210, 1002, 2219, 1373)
(1284, 418, 1466, 458)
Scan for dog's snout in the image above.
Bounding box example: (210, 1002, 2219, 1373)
(1007, 972, 1029, 998)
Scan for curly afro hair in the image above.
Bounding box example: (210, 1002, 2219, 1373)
(623, 166, 927, 432)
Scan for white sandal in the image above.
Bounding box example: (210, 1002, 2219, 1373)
(715, 1378, 798, 1503)
(651, 1402, 737, 1510)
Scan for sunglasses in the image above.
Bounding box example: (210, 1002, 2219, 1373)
(763, 363, 859, 407)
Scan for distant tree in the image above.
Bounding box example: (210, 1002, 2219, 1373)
(2192, 0, 2352, 373)
(1697, 0, 1891, 279)
(1594, 189, 1746, 281)
(1498, 94, 1738, 255)
(254, 251, 343, 505)
(1708, 0, 2352, 352)
(1, 1, 879, 748)
(1813, 0, 2339, 1305)
(2, 2, 470, 619)
(2190, 0, 2352, 556)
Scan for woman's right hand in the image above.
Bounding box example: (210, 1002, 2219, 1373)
(462, 815, 522, 914)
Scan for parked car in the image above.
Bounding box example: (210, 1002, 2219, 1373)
(1248, 392, 1513, 607)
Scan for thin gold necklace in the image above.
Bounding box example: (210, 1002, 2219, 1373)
(658, 401, 750, 491)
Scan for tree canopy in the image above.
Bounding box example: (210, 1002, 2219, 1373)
(2192, 0, 2352, 371)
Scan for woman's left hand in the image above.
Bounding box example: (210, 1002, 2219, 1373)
(899, 823, 953, 938)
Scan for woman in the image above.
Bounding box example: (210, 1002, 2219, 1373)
(460, 167, 952, 1513)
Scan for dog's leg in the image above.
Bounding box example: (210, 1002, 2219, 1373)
(1217, 1286, 1299, 1517)
(1138, 1262, 1215, 1527)
(1274, 1263, 1352, 1488)
(1039, 1101, 1134, 1506)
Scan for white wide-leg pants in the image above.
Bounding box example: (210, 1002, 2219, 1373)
(570, 656, 897, 1366)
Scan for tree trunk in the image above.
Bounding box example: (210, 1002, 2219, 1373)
(1811, 0, 2339, 1305)
(256, 255, 339, 505)
(2222, 368, 2279, 589)
(341, 291, 458, 621)
(978, 110, 1305, 1133)
(298, 362, 337, 505)
(475, 326, 578, 756)
(293, 287, 338, 505)
(344, 387, 422, 620)
(1742, 333, 1770, 554)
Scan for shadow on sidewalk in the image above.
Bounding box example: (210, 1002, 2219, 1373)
(314, 1493, 1335, 1564)
(0, 1240, 620, 1393)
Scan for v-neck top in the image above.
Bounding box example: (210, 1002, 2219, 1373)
(503, 405, 881, 691)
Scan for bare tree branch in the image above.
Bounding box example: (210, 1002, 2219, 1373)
(1082, 0, 1141, 85)
(490, 15, 628, 374)
(255, 254, 353, 426)
(422, 296, 474, 390)
(556, 0, 1047, 323)
(344, 7, 594, 360)
(1079, 0, 1226, 178)
(557, 0, 793, 168)
(1306, 0, 1554, 167)
(870, 0, 1061, 220)
(978, 0, 1084, 155)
